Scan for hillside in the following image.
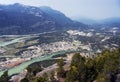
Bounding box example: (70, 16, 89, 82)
(1, 48, 119, 82)
(0, 3, 86, 35)
(23, 49, 120, 82)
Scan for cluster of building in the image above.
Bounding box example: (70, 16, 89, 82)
(21, 41, 79, 58)
(67, 30, 93, 37)
(21, 40, 100, 59)
(0, 41, 99, 71)
(0, 48, 6, 54)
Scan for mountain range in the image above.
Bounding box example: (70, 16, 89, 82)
(73, 17, 120, 28)
(0, 3, 86, 35)
(0, 3, 120, 35)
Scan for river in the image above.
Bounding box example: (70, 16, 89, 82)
(0, 33, 73, 76)
(0, 50, 72, 76)
(0, 36, 30, 47)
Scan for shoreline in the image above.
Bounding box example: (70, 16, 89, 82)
(0, 50, 74, 76)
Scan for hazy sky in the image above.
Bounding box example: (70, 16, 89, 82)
(0, 0, 120, 19)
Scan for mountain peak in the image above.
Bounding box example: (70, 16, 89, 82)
(13, 3, 22, 6)
(8, 3, 26, 8)
(40, 6, 51, 9)
(0, 3, 79, 35)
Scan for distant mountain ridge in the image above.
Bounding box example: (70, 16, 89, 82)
(100, 17, 120, 28)
(73, 17, 120, 27)
(1, 3, 119, 35)
(0, 3, 86, 35)
(72, 17, 98, 25)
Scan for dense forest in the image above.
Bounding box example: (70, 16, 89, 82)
(0, 48, 120, 82)
(65, 48, 120, 82)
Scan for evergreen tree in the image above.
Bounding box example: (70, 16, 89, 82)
(0, 71, 9, 82)
(33, 77, 48, 82)
(21, 77, 29, 82)
(66, 53, 86, 82)
(57, 58, 65, 78)
(49, 71, 56, 82)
